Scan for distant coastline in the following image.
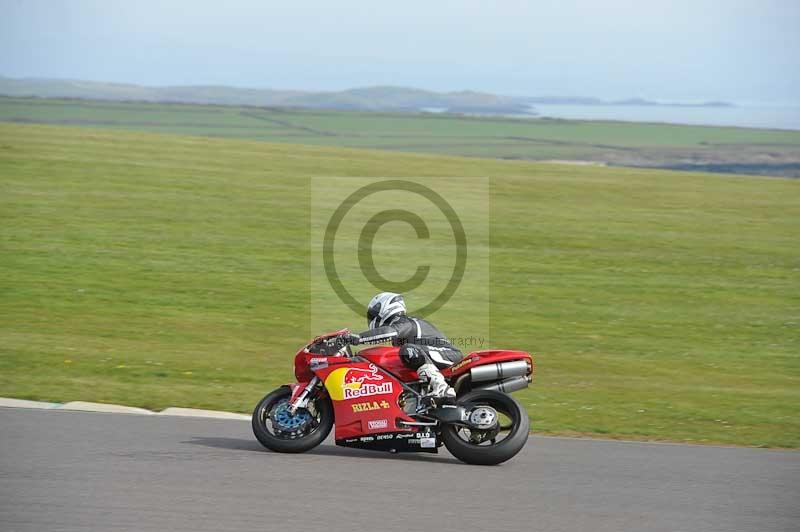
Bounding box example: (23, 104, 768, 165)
(0, 75, 734, 116)
(526, 96, 734, 108)
(7, 75, 795, 130)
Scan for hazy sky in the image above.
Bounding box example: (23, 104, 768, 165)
(2, 0, 798, 103)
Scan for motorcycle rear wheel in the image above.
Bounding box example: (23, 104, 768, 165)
(441, 390, 529, 465)
(252, 386, 333, 453)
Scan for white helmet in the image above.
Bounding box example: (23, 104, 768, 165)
(366, 292, 406, 329)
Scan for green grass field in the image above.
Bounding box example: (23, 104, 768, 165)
(1, 122, 798, 447)
(2, 97, 800, 173)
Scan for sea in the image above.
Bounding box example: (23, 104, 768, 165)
(528, 103, 800, 131)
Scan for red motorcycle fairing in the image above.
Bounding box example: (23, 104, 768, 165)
(292, 328, 350, 382)
(357, 345, 420, 382)
(310, 358, 418, 441)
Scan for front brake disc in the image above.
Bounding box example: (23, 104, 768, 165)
(270, 403, 313, 437)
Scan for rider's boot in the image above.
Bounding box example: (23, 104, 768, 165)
(417, 363, 456, 406)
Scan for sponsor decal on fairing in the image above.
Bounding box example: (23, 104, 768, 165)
(351, 400, 390, 412)
(367, 419, 389, 430)
(324, 363, 394, 401)
(420, 437, 436, 448)
(450, 356, 479, 372)
(309, 357, 329, 370)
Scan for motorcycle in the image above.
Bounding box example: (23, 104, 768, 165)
(252, 329, 534, 465)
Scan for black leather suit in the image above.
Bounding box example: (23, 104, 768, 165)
(357, 316, 463, 370)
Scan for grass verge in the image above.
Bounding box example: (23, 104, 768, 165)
(1, 122, 798, 447)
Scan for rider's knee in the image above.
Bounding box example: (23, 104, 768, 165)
(399, 344, 427, 370)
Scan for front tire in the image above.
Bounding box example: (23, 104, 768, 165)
(252, 386, 333, 453)
(442, 390, 529, 465)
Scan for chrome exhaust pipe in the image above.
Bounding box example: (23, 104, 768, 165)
(470, 359, 530, 383)
(474, 375, 531, 394)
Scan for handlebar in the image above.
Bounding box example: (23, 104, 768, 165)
(309, 333, 355, 357)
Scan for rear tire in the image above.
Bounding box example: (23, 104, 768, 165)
(252, 386, 333, 453)
(442, 390, 529, 465)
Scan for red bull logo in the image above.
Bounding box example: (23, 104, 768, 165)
(325, 364, 394, 401)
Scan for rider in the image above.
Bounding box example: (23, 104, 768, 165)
(342, 292, 462, 403)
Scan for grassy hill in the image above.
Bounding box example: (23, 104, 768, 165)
(2, 97, 799, 176)
(0, 122, 798, 447)
(0, 78, 531, 114)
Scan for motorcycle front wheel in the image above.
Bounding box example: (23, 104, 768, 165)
(252, 386, 333, 453)
(441, 389, 530, 465)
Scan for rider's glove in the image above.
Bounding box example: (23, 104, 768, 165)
(342, 333, 361, 345)
(334, 333, 360, 349)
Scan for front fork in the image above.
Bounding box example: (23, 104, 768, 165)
(287, 376, 320, 414)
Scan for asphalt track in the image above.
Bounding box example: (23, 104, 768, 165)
(1, 408, 798, 532)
